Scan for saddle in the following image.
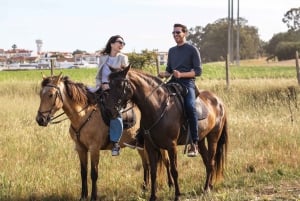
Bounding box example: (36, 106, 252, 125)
(95, 90, 136, 129)
(166, 82, 208, 120)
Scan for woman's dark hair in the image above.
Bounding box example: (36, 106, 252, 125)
(101, 35, 124, 55)
(173, 23, 188, 33)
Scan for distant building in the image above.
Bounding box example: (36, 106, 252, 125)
(35, 39, 43, 55)
(157, 51, 168, 65)
(74, 53, 97, 65)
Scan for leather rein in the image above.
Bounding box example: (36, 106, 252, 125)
(112, 77, 173, 149)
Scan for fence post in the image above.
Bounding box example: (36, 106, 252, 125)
(296, 51, 300, 85)
(50, 58, 54, 76)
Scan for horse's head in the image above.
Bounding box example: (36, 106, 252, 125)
(105, 64, 133, 119)
(36, 73, 64, 126)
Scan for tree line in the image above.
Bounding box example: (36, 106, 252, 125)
(187, 7, 300, 62)
(69, 7, 300, 68)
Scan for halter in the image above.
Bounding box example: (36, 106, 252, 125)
(37, 84, 67, 124)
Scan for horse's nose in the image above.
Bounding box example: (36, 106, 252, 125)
(36, 115, 48, 127)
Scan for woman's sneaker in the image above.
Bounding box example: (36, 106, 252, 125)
(187, 143, 199, 157)
(124, 139, 144, 150)
(112, 142, 120, 156)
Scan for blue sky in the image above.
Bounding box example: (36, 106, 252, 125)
(1, 0, 299, 54)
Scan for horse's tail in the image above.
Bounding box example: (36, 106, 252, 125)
(215, 113, 228, 182)
(156, 149, 169, 188)
(141, 149, 170, 189)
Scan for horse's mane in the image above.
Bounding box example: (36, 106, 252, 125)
(109, 68, 164, 89)
(41, 76, 97, 105)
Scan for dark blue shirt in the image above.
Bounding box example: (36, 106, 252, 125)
(166, 43, 202, 79)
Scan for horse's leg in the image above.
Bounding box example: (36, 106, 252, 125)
(137, 149, 149, 190)
(77, 148, 88, 201)
(167, 147, 181, 201)
(90, 150, 100, 201)
(146, 144, 160, 201)
(198, 139, 211, 191)
(160, 149, 173, 188)
(200, 138, 218, 191)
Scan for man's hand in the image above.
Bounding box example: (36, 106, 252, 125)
(173, 70, 181, 78)
(158, 71, 171, 78)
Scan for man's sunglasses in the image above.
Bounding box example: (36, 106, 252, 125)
(172, 31, 182, 35)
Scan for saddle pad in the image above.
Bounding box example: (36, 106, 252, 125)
(195, 97, 208, 120)
(98, 96, 136, 129)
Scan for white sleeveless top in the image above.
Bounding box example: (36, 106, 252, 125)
(101, 56, 117, 83)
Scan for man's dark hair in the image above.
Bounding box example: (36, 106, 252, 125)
(173, 23, 188, 33)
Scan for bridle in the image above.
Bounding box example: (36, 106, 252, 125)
(110, 76, 171, 134)
(37, 84, 67, 124)
(109, 78, 132, 112)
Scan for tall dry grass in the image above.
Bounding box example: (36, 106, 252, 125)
(0, 75, 299, 201)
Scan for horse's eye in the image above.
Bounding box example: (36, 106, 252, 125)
(49, 93, 54, 98)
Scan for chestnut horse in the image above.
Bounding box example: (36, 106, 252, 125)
(35, 74, 172, 201)
(105, 66, 228, 201)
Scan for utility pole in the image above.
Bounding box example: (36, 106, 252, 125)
(236, 0, 240, 66)
(226, 0, 232, 88)
(230, 0, 234, 63)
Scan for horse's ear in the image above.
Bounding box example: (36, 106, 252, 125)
(41, 72, 47, 80)
(123, 64, 131, 75)
(54, 72, 63, 84)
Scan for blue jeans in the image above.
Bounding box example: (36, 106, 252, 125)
(109, 114, 123, 143)
(171, 78, 199, 143)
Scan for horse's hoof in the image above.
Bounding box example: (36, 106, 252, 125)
(174, 197, 180, 201)
(149, 196, 157, 201)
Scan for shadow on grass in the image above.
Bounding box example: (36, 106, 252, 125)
(2, 194, 77, 201)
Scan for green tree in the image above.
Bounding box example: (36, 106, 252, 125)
(282, 7, 300, 31)
(187, 18, 260, 62)
(265, 30, 300, 58)
(127, 49, 157, 69)
(187, 26, 203, 50)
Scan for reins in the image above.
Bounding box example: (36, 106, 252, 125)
(49, 111, 68, 124)
(115, 74, 174, 150)
(142, 75, 173, 132)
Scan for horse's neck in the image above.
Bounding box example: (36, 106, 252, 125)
(131, 74, 167, 122)
(62, 96, 90, 123)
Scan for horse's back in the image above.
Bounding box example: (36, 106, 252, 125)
(119, 106, 141, 147)
(197, 90, 226, 137)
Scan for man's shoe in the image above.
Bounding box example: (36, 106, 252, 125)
(112, 143, 120, 156)
(187, 143, 199, 157)
(124, 139, 144, 150)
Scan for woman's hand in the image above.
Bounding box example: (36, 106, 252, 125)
(101, 83, 110, 90)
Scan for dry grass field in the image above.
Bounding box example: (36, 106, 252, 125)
(0, 60, 300, 201)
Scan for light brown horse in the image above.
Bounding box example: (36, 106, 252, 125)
(105, 66, 228, 201)
(35, 74, 173, 201)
